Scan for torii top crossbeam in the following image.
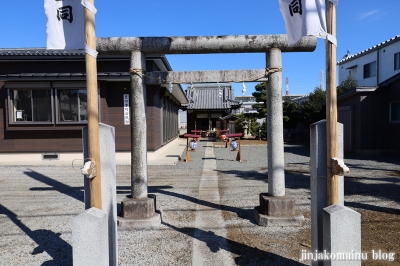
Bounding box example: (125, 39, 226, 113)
(97, 34, 317, 55)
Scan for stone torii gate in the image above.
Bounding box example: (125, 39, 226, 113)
(97, 34, 317, 227)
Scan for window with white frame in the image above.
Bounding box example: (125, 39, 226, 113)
(7, 83, 53, 123)
(363, 61, 376, 79)
(390, 102, 400, 122)
(395, 52, 400, 71)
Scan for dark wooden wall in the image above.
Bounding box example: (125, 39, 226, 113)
(0, 57, 181, 154)
(146, 85, 163, 151)
(102, 81, 131, 151)
(359, 90, 388, 150)
(0, 80, 180, 153)
(387, 79, 400, 150)
(338, 84, 400, 151)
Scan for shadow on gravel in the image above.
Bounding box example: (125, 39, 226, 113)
(0, 204, 72, 265)
(25, 169, 84, 202)
(344, 151, 400, 163)
(117, 185, 174, 195)
(163, 221, 306, 266)
(118, 185, 259, 225)
(285, 172, 310, 191)
(284, 145, 310, 157)
(344, 201, 400, 215)
(155, 188, 257, 224)
(344, 177, 400, 206)
(345, 162, 400, 173)
(217, 169, 310, 191)
(217, 169, 267, 182)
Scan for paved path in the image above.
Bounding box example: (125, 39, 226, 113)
(192, 143, 234, 265)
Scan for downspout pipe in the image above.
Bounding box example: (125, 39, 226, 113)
(376, 48, 380, 85)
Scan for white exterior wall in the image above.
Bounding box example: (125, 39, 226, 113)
(235, 96, 258, 114)
(339, 51, 377, 87)
(178, 109, 187, 128)
(338, 39, 400, 87)
(238, 101, 258, 114)
(379, 42, 400, 82)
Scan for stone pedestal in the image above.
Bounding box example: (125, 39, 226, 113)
(118, 195, 161, 229)
(323, 205, 361, 266)
(310, 120, 345, 266)
(72, 208, 109, 266)
(254, 193, 304, 226)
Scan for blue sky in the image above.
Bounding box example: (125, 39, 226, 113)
(1, 1, 400, 97)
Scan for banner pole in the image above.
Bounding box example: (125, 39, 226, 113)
(84, 0, 102, 209)
(326, 1, 338, 206)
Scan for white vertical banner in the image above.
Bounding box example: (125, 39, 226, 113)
(44, 0, 85, 50)
(278, 0, 338, 46)
(123, 94, 130, 125)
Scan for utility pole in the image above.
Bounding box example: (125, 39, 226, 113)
(325, 1, 338, 206)
(320, 70, 324, 90)
(84, 0, 101, 209)
(285, 77, 289, 96)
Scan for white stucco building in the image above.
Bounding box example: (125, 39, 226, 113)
(338, 36, 400, 87)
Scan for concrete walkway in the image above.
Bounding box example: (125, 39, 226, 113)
(192, 143, 234, 265)
(147, 137, 187, 165)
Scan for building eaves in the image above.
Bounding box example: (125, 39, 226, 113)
(227, 98, 241, 104)
(337, 35, 400, 65)
(0, 72, 130, 81)
(337, 86, 379, 100)
(220, 114, 239, 120)
(379, 72, 400, 87)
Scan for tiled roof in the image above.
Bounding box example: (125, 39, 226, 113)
(185, 84, 241, 110)
(0, 48, 86, 57)
(338, 35, 400, 64)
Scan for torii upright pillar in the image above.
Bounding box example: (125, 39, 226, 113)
(267, 48, 285, 197)
(118, 50, 161, 229)
(254, 48, 304, 226)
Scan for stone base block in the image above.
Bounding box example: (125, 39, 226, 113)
(118, 212, 161, 229)
(118, 196, 162, 229)
(259, 193, 296, 216)
(254, 207, 304, 226)
(121, 196, 155, 219)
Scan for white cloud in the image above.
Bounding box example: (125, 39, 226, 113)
(358, 10, 380, 20)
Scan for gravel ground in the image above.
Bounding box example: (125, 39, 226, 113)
(0, 140, 399, 265)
